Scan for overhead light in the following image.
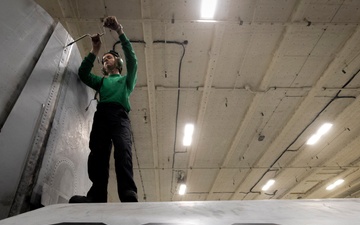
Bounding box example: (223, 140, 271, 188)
(201, 0, 217, 19)
(262, 179, 275, 191)
(306, 134, 321, 145)
(326, 179, 344, 190)
(317, 123, 333, 136)
(306, 123, 333, 145)
(179, 184, 187, 195)
(334, 179, 344, 185)
(196, 19, 218, 23)
(183, 124, 194, 146)
(326, 184, 335, 190)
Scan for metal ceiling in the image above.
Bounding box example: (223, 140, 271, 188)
(35, 0, 360, 202)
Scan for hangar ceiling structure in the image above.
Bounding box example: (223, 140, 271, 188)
(35, 0, 360, 202)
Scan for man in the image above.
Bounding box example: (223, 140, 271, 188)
(69, 16, 138, 203)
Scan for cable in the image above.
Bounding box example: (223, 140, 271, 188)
(152, 40, 188, 199)
(124, 39, 188, 200)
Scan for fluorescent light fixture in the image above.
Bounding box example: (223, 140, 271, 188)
(196, 19, 218, 23)
(317, 123, 333, 136)
(179, 184, 187, 195)
(201, 0, 217, 19)
(184, 124, 194, 135)
(306, 123, 333, 145)
(262, 179, 275, 191)
(334, 179, 344, 185)
(183, 124, 194, 146)
(183, 136, 192, 146)
(306, 134, 320, 145)
(326, 179, 344, 191)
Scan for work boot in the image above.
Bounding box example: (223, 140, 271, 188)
(69, 195, 93, 203)
(120, 191, 138, 202)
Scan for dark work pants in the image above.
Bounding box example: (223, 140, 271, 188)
(87, 102, 137, 202)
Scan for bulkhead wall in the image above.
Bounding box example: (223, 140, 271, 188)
(0, 0, 94, 219)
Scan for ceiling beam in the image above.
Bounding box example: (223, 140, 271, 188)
(185, 24, 225, 188)
(208, 23, 291, 201)
(205, 1, 307, 200)
(60, 17, 360, 26)
(141, 0, 160, 201)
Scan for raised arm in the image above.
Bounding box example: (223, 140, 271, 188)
(78, 33, 103, 90)
(103, 16, 138, 92)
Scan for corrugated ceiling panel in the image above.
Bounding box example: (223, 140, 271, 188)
(194, 89, 253, 168)
(187, 169, 219, 193)
(156, 91, 178, 168)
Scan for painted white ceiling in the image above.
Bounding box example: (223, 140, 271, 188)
(35, 0, 360, 202)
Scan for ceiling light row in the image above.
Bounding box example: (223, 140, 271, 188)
(180, 0, 214, 151)
(180, 0, 216, 149)
(261, 178, 345, 193)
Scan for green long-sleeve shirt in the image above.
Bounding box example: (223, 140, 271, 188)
(78, 33, 137, 112)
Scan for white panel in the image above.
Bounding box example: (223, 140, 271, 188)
(282, 26, 325, 56)
(105, 0, 142, 19)
(150, 0, 201, 20)
(268, 56, 307, 87)
(152, 22, 213, 87)
(211, 169, 250, 193)
(194, 89, 253, 168)
(130, 90, 153, 168)
(311, 25, 356, 56)
(213, 23, 285, 88)
(292, 56, 331, 87)
(73, 0, 105, 18)
(187, 169, 218, 193)
(217, 0, 256, 21)
(301, 0, 347, 22)
(254, 0, 298, 22)
(159, 168, 173, 201)
(156, 91, 178, 168)
(331, 1, 360, 22)
(211, 25, 253, 88)
(153, 44, 185, 87)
